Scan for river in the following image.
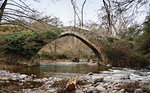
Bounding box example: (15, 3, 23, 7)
(0, 62, 150, 93)
(13, 62, 108, 78)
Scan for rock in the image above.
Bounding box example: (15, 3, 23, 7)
(88, 72, 93, 76)
(21, 80, 26, 83)
(66, 77, 79, 92)
(75, 89, 83, 93)
(18, 83, 23, 86)
(66, 83, 76, 92)
(93, 90, 99, 93)
(86, 86, 96, 93)
(86, 89, 93, 93)
(130, 74, 143, 81)
(106, 64, 112, 68)
(6, 80, 9, 83)
(12, 77, 17, 80)
(46, 89, 56, 93)
(93, 76, 104, 84)
(114, 86, 121, 90)
(145, 65, 150, 70)
(113, 82, 123, 90)
(72, 57, 79, 62)
(116, 89, 125, 93)
(0, 81, 5, 83)
(57, 88, 64, 93)
(39, 86, 47, 90)
(42, 78, 48, 82)
(104, 74, 130, 82)
(96, 85, 107, 93)
(77, 77, 89, 85)
(134, 89, 143, 93)
(33, 79, 42, 82)
(19, 74, 27, 79)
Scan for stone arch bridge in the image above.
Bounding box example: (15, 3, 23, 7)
(0, 27, 109, 66)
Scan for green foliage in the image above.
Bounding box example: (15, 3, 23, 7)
(135, 15, 150, 55)
(38, 28, 62, 40)
(106, 15, 150, 68)
(4, 28, 62, 58)
(38, 51, 53, 59)
(103, 39, 150, 68)
(39, 51, 73, 60)
(62, 54, 73, 59)
(129, 52, 150, 67)
(120, 24, 142, 40)
(106, 37, 118, 43)
(80, 55, 89, 58)
(57, 54, 73, 59)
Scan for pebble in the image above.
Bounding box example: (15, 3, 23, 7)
(116, 89, 125, 93)
(134, 89, 143, 93)
(93, 90, 99, 93)
(86, 89, 93, 93)
(93, 76, 104, 84)
(18, 83, 23, 86)
(19, 74, 27, 79)
(0, 68, 150, 93)
(96, 85, 107, 93)
(88, 72, 94, 76)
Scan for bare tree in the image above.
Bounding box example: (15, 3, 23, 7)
(0, 0, 62, 48)
(81, 0, 86, 27)
(98, 0, 150, 36)
(71, 0, 81, 27)
(0, 0, 60, 28)
(71, 0, 87, 27)
(0, 0, 8, 22)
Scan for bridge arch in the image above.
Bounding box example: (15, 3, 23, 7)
(58, 31, 103, 62)
(4, 28, 106, 66)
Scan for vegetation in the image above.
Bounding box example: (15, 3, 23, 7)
(0, 0, 149, 68)
(38, 51, 73, 60)
(103, 15, 150, 68)
(2, 28, 62, 59)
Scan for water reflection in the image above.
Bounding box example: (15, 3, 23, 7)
(13, 62, 108, 78)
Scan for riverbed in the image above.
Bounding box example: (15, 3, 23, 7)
(0, 62, 150, 93)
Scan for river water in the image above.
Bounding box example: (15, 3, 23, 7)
(13, 62, 108, 78)
(1, 62, 150, 92)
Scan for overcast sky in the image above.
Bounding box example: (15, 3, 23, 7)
(24, 0, 103, 26)
(0, 0, 148, 26)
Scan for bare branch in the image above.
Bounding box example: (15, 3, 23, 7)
(81, 0, 86, 27)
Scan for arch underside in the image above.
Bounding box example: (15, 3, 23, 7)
(59, 33, 103, 62)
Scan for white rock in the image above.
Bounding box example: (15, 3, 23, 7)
(20, 74, 27, 79)
(96, 85, 107, 93)
(130, 74, 143, 81)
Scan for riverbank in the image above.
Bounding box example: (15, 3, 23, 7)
(0, 67, 150, 93)
(40, 58, 89, 63)
(40, 59, 72, 63)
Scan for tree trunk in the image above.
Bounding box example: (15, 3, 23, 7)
(81, 0, 86, 27)
(0, 0, 8, 22)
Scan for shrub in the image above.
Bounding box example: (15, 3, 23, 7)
(4, 28, 62, 59)
(57, 54, 73, 59)
(38, 51, 53, 59)
(103, 39, 150, 68)
(128, 52, 150, 68)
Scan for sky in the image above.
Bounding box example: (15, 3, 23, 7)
(24, 0, 103, 26)
(0, 0, 148, 26)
